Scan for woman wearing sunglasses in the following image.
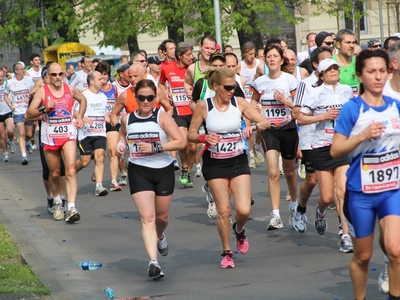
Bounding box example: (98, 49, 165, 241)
(250, 44, 299, 231)
(188, 68, 269, 269)
(116, 79, 186, 280)
(297, 58, 354, 253)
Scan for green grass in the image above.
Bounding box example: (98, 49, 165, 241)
(0, 222, 51, 294)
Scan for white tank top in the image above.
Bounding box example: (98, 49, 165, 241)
(27, 68, 42, 82)
(204, 97, 246, 159)
(126, 109, 173, 168)
(0, 82, 11, 115)
(240, 59, 260, 84)
(74, 89, 108, 140)
(5, 76, 34, 115)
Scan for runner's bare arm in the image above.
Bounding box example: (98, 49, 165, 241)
(3, 93, 15, 112)
(156, 87, 173, 116)
(26, 87, 45, 119)
(184, 64, 195, 99)
(30, 80, 44, 95)
(70, 85, 87, 119)
(110, 92, 126, 127)
(159, 111, 187, 151)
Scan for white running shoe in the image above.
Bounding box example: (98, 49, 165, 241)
(157, 233, 169, 256)
(119, 174, 128, 186)
(95, 186, 109, 196)
(7, 140, 15, 154)
(293, 211, 308, 233)
(267, 213, 283, 230)
(53, 203, 64, 221)
(288, 203, 297, 229)
(378, 260, 389, 294)
(3, 155, 9, 162)
(279, 156, 284, 175)
(248, 156, 256, 168)
(194, 167, 203, 177)
(339, 235, 354, 253)
(207, 202, 218, 219)
(254, 150, 264, 163)
(285, 191, 291, 201)
(298, 159, 306, 179)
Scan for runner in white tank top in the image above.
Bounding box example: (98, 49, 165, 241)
(237, 42, 261, 168)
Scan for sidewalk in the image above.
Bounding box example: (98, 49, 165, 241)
(0, 186, 108, 300)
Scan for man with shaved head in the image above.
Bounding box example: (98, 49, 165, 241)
(26, 62, 87, 223)
(111, 64, 171, 126)
(284, 49, 309, 80)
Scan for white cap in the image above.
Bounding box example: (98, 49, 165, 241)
(17, 61, 25, 68)
(317, 58, 340, 73)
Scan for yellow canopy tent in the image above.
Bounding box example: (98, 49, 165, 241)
(43, 42, 95, 69)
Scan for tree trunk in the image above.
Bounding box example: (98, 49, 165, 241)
(127, 35, 139, 55)
(168, 25, 184, 43)
(233, 0, 263, 50)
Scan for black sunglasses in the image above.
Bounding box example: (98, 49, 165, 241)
(324, 41, 335, 46)
(137, 95, 155, 102)
(223, 84, 236, 91)
(372, 44, 382, 48)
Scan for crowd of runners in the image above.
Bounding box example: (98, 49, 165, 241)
(1, 30, 400, 299)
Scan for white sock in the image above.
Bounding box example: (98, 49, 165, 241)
(272, 209, 280, 218)
(196, 163, 201, 169)
(254, 143, 262, 151)
(53, 195, 62, 204)
(249, 151, 255, 158)
(96, 182, 102, 188)
(22, 153, 27, 158)
(67, 203, 75, 210)
(289, 201, 298, 210)
(342, 234, 350, 239)
(47, 196, 53, 200)
(4, 152, 8, 156)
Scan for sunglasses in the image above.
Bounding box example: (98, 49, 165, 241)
(50, 72, 64, 77)
(137, 95, 155, 102)
(135, 59, 147, 63)
(372, 44, 382, 48)
(324, 41, 335, 46)
(223, 84, 236, 91)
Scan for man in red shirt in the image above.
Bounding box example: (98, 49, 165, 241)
(159, 42, 196, 188)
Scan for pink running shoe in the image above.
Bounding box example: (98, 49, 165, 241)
(110, 181, 122, 192)
(220, 250, 235, 269)
(233, 222, 249, 254)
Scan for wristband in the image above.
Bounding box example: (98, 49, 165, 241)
(115, 123, 121, 131)
(251, 123, 259, 131)
(152, 143, 163, 153)
(197, 134, 207, 143)
(117, 140, 126, 148)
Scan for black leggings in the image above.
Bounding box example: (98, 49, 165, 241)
(40, 144, 65, 180)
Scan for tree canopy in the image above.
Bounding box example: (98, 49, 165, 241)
(0, 0, 340, 53)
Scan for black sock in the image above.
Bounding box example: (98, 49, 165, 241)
(389, 294, 400, 300)
(297, 205, 306, 214)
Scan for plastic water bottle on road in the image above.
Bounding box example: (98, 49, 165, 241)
(78, 261, 102, 270)
(104, 287, 114, 299)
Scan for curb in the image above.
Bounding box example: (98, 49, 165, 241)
(0, 186, 108, 300)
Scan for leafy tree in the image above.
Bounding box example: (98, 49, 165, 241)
(312, 0, 367, 42)
(78, 0, 165, 54)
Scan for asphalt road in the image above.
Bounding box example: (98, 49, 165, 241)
(0, 144, 389, 300)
